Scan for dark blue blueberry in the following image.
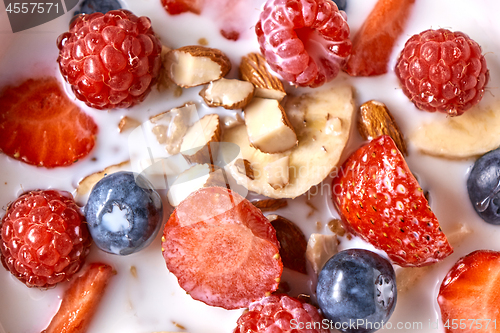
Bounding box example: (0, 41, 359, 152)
(332, 0, 347, 11)
(85, 171, 163, 255)
(74, 0, 122, 16)
(467, 148, 500, 225)
(316, 249, 396, 333)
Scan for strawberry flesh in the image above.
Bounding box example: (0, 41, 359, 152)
(332, 135, 452, 267)
(438, 250, 500, 333)
(162, 187, 282, 310)
(42, 263, 114, 333)
(0, 77, 98, 168)
(345, 0, 415, 76)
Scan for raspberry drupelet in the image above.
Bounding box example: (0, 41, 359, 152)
(57, 10, 162, 110)
(255, 0, 351, 88)
(395, 29, 489, 116)
(0, 190, 91, 288)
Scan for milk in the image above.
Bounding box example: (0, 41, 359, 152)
(1, 0, 500, 332)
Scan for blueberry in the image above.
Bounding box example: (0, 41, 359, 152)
(316, 249, 396, 333)
(467, 148, 500, 225)
(74, 0, 122, 16)
(333, 0, 347, 11)
(85, 171, 163, 255)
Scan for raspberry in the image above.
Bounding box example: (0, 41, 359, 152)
(233, 294, 329, 333)
(395, 29, 489, 116)
(57, 10, 162, 110)
(0, 190, 91, 288)
(255, 0, 351, 88)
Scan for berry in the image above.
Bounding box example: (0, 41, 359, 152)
(43, 263, 114, 333)
(0, 77, 97, 168)
(317, 249, 396, 333)
(255, 0, 351, 87)
(467, 148, 500, 225)
(74, 0, 122, 16)
(0, 190, 91, 288)
(332, 136, 453, 267)
(162, 187, 282, 310)
(395, 29, 489, 116)
(345, 0, 414, 76)
(57, 10, 162, 110)
(161, 0, 204, 15)
(234, 294, 329, 333)
(438, 250, 500, 333)
(84, 171, 163, 255)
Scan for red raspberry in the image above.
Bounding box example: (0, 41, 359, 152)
(234, 294, 329, 333)
(395, 29, 489, 116)
(255, 0, 351, 88)
(0, 190, 91, 288)
(57, 10, 162, 110)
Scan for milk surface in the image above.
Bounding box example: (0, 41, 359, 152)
(1, 0, 500, 332)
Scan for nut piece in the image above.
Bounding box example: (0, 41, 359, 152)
(150, 103, 194, 155)
(268, 215, 307, 274)
(252, 198, 288, 212)
(244, 98, 297, 154)
(180, 113, 221, 164)
(157, 45, 173, 92)
(166, 45, 231, 88)
(305, 233, 338, 275)
(358, 100, 408, 155)
(167, 164, 227, 207)
(240, 53, 286, 101)
(200, 78, 255, 110)
(118, 116, 141, 133)
(264, 156, 290, 189)
(234, 158, 254, 180)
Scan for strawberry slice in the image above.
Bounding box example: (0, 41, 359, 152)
(161, 0, 204, 15)
(0, 77, 98, 168)
(162, 187, 283, 310)
(345, 0, 415, 76)
(42, 263, 114, 333)
(332, 135, 452, 267)
(438, 250, 500, 333)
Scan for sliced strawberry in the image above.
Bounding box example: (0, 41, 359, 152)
(42, 263, 114, 333)
(438, 250, 500, 333)
(161, 0, 204, 15)
(345, 0, 415, 76)
(162, 187, 282, 310)
(332, 135, 452, 267)
(0, 77, 98, 168)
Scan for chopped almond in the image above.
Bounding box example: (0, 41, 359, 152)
(200, 78, 254, 110)
(240, 53, 286, 101)
(150, 103, 194, 155)
(244, 98, 297, 154)
(166, 46, 231, 88)
(306, 233, 338, 275)
(180, 113, 221, 164)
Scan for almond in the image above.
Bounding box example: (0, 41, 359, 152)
(305, 233, 338, 275)
(118, 116, 141, 133)
(358, 100, 408, 155)
(268, 215, 307, 274)
(180, 113, 221, 164)
(252, 198, 288, 212)
(234, 158, 254, 180)
(167, 164, 228, 207)
(244, 98, 297, 154)
(199, 78, 255, 110)
(166, 45, 231, 88)
(240, 53, 286, 101)
(150, 103, 194, 155)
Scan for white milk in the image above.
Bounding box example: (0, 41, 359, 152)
(1, 0, 500, 332)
